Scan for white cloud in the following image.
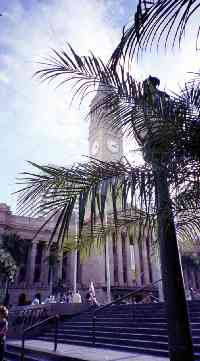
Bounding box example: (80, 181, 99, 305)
(0, 71, 9, 84)
(0, 0, 124, 209)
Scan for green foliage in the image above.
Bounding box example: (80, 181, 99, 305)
(0, 243, 17, 282)
(0, 233, 28, 282)
(0, 233, 28, 266)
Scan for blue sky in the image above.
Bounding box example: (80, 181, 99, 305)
(0, 0, 199, 211)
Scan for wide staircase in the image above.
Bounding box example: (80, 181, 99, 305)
(6, 301, 200, 360)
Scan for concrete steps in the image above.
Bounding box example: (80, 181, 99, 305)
(6, 301, 200, 360)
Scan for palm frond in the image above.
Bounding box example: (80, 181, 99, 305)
(171, 174, 200, 251)
(16, 152, 200, 250)
(16, 158, 156, 248)
(36, 45, 200, 166)
(16, 156, 200, 256)
(35, 45, 127, 103)
(110, 0, 200, 64)
(36, 46, 182, 144)
(77, 207, 156, 259)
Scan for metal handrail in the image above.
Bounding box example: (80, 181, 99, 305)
(21, 314, 59, 361)
(20, 304, 98, 360)
(92, 278, 162, 345)
(95, 278, 162, 314)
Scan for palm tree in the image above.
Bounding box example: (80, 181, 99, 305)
(16, 46, 200, 361)
(0, 245, 17, 304)
(0, 233, 28, 304)
(110, 0, 200, 65)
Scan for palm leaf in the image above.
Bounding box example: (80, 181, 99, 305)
(16, 46, 200, 254)
(16, 158, 157, 248)
(35, 46, 183, 145)
(110, 0, 200, 64)
(35, 46, 200, 166)
(16, 153, 200, 250)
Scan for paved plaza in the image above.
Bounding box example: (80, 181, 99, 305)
(8, 339, 169, 361)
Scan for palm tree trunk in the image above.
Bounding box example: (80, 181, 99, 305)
(153, 162, 194, 361)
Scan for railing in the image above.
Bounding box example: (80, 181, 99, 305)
(10, 305, 50, 333)
(92, 278, 162, 345)
(19, 305, 96, 361)
(21, 314, 59, 361)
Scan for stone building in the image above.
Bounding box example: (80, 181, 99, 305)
(1, 90, 197, 305)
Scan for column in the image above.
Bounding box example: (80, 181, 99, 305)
(125, 233, 133, 287)
(134, 241, 142, 286)
(142, 238, 150, 284)
(56, 250, 63, 282)
(40, 243, 49, 286)
(108, 233, 114, 286)
(27, 241, 37, 286)
(64, 253, 71, 287)
(25, 243, 31, 284)
(116, 233, 124, 286)
(68, 251, 76, 289)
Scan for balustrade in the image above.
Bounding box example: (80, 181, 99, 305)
(8, 305, 50, 337)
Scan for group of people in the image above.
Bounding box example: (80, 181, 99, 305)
(31, 288, 99, 306)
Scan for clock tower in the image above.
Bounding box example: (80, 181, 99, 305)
(89, 90, 123, 161)
(80, 88, 124, 302)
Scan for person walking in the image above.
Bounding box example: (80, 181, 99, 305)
(0, 305, 8, 361)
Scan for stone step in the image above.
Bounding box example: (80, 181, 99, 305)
(44, 329, 169, 341)
(44, 328, 200, 343)
(76, 313, 167, 319)
(62, 321, 168, 328)
(66, 317, 168, 323)
(44, 330, 169, 342)
(58, 325, 168, 334)
(12, 302, 200, 360)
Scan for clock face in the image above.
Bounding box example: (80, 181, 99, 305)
(91, 141, 99, 155)
(107, 138, 119, 153)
